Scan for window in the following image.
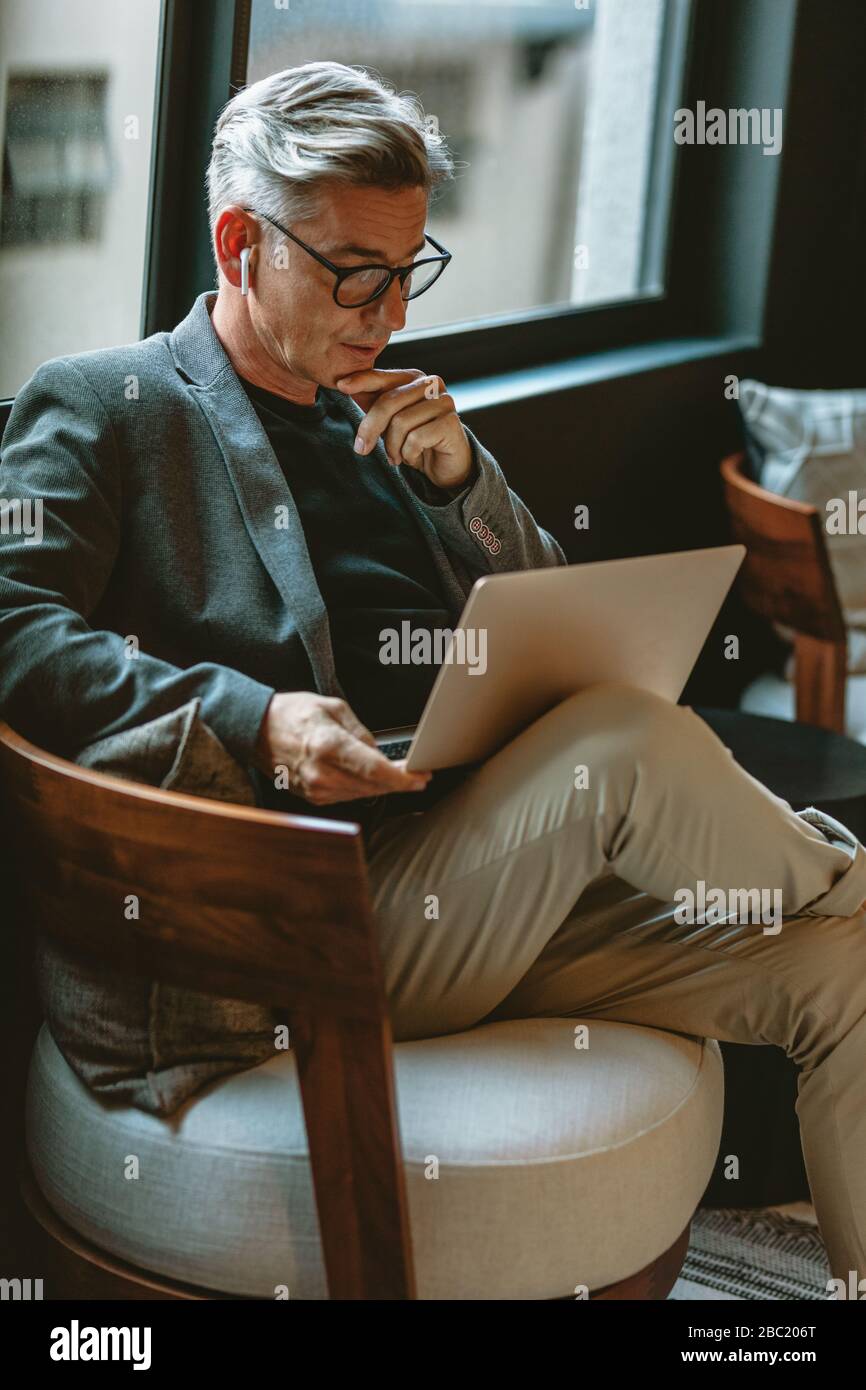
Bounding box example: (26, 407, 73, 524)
(246, 0, 692, 334)
(1, 74, 111, 247)
(0, 0, 163, 399)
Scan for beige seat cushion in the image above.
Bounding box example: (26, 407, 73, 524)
(26, 1018, 723, 1299)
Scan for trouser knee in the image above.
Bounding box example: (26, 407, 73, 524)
(551, 682, 694, 770)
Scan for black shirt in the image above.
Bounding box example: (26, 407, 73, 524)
(238, 374, 465, 832)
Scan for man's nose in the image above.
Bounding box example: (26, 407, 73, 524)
(369, 277, 408, 332)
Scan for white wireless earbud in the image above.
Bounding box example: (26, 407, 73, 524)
(240, 246, 251, 297)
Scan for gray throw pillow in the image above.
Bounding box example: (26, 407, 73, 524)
(738, 380, 866, 672)
(34, 697, 283, 1116)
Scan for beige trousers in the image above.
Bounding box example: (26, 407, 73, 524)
(365, 684, 866, 1282)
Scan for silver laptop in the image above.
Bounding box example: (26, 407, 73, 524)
(374, 544, 745, 772)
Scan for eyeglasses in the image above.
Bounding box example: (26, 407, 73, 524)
(241, 206, 452, 308)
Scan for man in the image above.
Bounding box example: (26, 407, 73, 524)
(2, 61, 866, 1284)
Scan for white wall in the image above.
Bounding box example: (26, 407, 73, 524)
(0, 0, 161, 396)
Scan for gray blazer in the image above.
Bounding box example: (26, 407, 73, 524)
(0, 290, 565, 766)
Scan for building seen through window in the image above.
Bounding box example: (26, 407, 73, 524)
(248, 0, 689, 332)
(1, 73, 111, 247)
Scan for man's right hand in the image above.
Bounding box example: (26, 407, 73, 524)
(253, 691, 432, 805)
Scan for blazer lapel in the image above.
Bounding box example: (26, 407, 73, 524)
(170, 292, 344, 699)
(169, 290, 470, 702)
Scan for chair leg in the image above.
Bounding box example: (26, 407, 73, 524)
(291, 1010, 416, 1299)
(794, 634, 847, 733)
(590, 1221, 691, 1299)
(546, 1221, 692, 1300)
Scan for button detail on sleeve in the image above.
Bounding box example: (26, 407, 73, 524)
(469, 515, 501, 555)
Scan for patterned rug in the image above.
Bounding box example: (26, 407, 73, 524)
(669, 1203, 833, 1300)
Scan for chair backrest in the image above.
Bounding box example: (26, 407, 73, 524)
(0, 722, 415, 1299)
(720, 451, 847, 731)
(720, 452, 845, 642)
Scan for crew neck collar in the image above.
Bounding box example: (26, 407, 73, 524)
(238, 374, 328, 423)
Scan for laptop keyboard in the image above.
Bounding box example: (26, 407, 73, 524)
(380, 739, 413, 761)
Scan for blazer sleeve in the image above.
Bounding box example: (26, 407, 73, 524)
(399, 423, 567, 582)
(0, 357, 275, 764)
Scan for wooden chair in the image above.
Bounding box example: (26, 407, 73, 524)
(0, 720, 705, 1301)
(720, 450, 848, 733)
(0, 719, 414, 1300)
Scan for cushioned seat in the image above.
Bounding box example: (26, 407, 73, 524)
(26, 1018, 723, 1299)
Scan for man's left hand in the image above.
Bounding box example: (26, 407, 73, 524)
(334, 368, 473, 492)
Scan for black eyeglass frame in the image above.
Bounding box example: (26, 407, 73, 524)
(241, 206, 452, 307)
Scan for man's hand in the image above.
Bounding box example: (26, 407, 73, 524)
(334, 368, 473, 491)
(254, 691, 431, 805)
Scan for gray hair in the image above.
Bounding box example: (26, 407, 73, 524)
(206, 60, 454, 267)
